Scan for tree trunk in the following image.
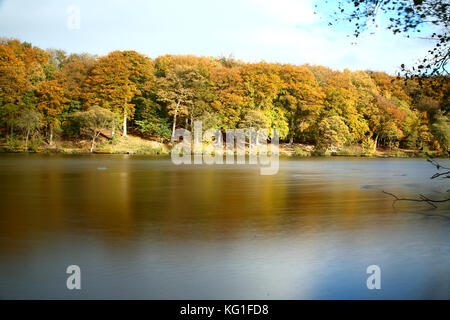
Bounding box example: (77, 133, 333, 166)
(171, 99, 180, 140)
(123, 108, 127, 137)
(171, 113, 177, 140)
(112, 117, 116, 137)
(90, 134, 97, 153)
(373, 134, 379, 152)
(289, 118, 294, 145)
(25, 129, 30, 150)
(49, 126, 54, 145)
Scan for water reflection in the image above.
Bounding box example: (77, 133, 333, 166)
(0, 155, 448, 299)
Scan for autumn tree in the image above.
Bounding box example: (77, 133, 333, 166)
(318, 115, 352, 149)
(0, 41, 29, 105)
(431, 111, 450, 151)
(43, 49, 67, 80)
(276, 64, 325, 143)
(0, 103, 21, 136)
(322, 71, 368, 143)
(156, 63, 205, 138)
(56, 53, 97, 112)
(35, 80, 68, 144)
(210, 64, 247, 129)
(239, 110, 270, 130)
(15, 109, 43, 150)
(70, 106, 115, 152)
(240, 63, 284, 111)
(3, 40, 49, 88)
(84, 51, 152, 137)
(0, 38, 448, 154)
(239, 63, 290, 139)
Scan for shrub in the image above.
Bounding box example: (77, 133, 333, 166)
(135, 119, 172, 141)
(293, 146, 309, 157)
(361, 137, 376, 155)
(28, 135, 43, 152)
(5, 136, 23, 152)
(311, 148, 326, 156)
(15, 110, 44, 150)
(69, 106, 115, 152)
(334, 145, 363, 156)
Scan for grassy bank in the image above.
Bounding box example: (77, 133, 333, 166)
(0, 135, 447, 158)
(0, 135, 170, 155)
(281, 143, 446, 158)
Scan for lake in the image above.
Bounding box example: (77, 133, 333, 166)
(0, 154, 448, 299)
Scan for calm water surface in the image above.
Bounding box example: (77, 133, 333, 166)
(0, 154, 448, 299)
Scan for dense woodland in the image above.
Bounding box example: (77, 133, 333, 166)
(0, 39, 449, 155)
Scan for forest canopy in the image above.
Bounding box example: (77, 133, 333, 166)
(0, 38, 449, 154)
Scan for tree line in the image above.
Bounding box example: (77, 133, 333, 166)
(0, 38, 448, 154)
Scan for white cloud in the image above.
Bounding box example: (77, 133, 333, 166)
(233, 0, 432, 74)
(0, 0, 433, 74)
(249, 0, 319, 26)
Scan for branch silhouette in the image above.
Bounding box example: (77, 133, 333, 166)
(383, 158, 450, 209)
(382, 191, 449, 209)
(427, 159, 450, 179)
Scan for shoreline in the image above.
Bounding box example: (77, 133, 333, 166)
(0, 146, 446, 159)
(1, 134, 447, 159)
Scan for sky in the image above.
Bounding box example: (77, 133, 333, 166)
(0, 0, 433, 74)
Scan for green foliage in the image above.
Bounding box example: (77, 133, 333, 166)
(61, 116, 82, 139)
(15, 109, 44, 150)
(267, 107, 289, 140)
(200, 112, 224, 130)
(333, 145, 363, 156)
(381, 122, 403, 150)
(361, 136, 376, 155)
(389, 151, 410, 158)
(70, 106, 115, 152)
(0, 103, 20, 135)
(135, 119, 172, 140)
(5, 136, 22, 152)
(110, 133, 120, 145)
(431, 111, 450, 151)
(293, 146, 309, 157)
(239, 110, 270, 130)
(137, 145, 165, 155)
(28, 134, 43, 152)
(318, 116, 351, 149)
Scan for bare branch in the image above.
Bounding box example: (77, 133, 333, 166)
(427, 158, 450, 179)
(382, 158, 450, 210)
(381, 190, 450, 208)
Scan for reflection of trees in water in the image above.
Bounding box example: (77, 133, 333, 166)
(2, 157, 447, 255)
